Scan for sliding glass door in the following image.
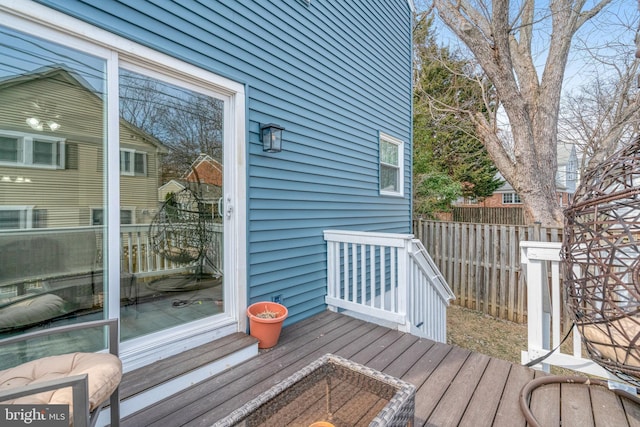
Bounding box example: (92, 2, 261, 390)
(0, 13, 245, 368)
(117, 67, 226, 341)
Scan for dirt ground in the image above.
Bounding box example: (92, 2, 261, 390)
(447, 304, 582, 378)
(446, 304, 528, 364)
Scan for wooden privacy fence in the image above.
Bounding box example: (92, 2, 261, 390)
(453, 206, 525, 225)
(413, 219, 563, 323)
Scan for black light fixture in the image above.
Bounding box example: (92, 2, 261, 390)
(260, 123, 285, 153)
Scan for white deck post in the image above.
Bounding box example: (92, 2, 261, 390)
(396, 236, 410, 332)
(521, 243, 550, 371)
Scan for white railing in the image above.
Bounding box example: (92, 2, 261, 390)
(120, 223, 223, 277)
(324, 230, 455, 343)
(520, 241, 615, 379)
(0, 224, 222, 286)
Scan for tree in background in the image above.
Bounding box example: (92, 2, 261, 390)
(559, 13, 640, 174)
(119, 70, 224, 183)
(413, 172, 462, 219)
(431, 0, 616, 226)
(413, 15, 502, 218)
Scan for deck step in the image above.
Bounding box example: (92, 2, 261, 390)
(99, 332, 258, 426)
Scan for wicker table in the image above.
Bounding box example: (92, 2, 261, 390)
(213, 353, 415, 427)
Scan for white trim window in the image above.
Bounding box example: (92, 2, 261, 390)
(0, 206, 33, 229)
(460, 197, 478, 205)
(379, 132, 404, 197)
(502, 193, 522, 204)
(91, 208, 134, 226)
(0, 131, 65, 169)
(120, 149, 147, 176)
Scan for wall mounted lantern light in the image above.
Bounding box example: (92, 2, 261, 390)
(260, 123, 285, 153)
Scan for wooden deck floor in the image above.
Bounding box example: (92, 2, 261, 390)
(122, 310, 640, 426)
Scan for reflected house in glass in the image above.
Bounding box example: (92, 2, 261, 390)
(153, 154, 224, 279)
(0, 66, 167, 229)
(151, 182, 222, 281)
(0, 66, 167, 330)
(158, 154, 223, 215)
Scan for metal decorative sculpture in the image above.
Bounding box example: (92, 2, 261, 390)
(562, 136, 640, 386)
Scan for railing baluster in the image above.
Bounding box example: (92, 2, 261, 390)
(551, 258, 561, 349)
(360, 244, 366, 305)
(326, 241, 334, 302)
(339, 242, 349, 301)
(390, 247, 396, 312)
(380, 247, 386, 310)
(369, 245, 375, 307)
(351, 243, 357, 303)
(135, 229, 143, 274)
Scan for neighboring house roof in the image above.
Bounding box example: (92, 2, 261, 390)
(158, 180, 186, 191)
(0, 63, 95, 90)
(159, 179, 221, 203)
(492, 177, 569, 194)
(184, 153, 223, 187)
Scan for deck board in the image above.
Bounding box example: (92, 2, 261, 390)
(118, 332, 255, 400)
(622, 396, 640, 427)
(561, 383, 594, 427)
(382, 338, 436, 380)
(458, 357, 512, 427)
(529, 370, 561, 427)
(413, 344, 471, 425)
(182, 317, 378, 426)
(428, 351, 492, 426)
(121, 310, 640, 427)
(590, 385, 629, 427)
(492, 363, 534, 426)
(144, 314, 361, 426)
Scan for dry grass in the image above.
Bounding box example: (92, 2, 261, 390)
(446, 304, 584, 377)
(447, 304, 528, 364)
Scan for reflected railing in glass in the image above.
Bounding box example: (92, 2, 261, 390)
(0, 224, 223, 339)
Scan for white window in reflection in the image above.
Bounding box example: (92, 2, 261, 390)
(120, 149, 147, 176)
(0, 131, 65, 168)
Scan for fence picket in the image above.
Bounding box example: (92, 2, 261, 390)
(475, 224, 482, 311)
(459, 224, 468, 307)
(482, 224, 490, 314)
(467, 224, 474, 308)
(448, 224, 464, 304)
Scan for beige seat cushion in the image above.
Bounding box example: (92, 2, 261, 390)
(0, 352, 122, 419)
(582, 317, 640, 367)
(0, 293, 66, 330)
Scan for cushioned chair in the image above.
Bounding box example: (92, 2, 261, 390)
(0, 319, 121, 427)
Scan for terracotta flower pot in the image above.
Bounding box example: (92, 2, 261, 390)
(247, 302, 288, 349)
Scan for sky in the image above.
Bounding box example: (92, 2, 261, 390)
(563, 0, 638, 94)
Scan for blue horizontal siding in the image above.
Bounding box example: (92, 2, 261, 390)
(36, 0, 413, 323)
